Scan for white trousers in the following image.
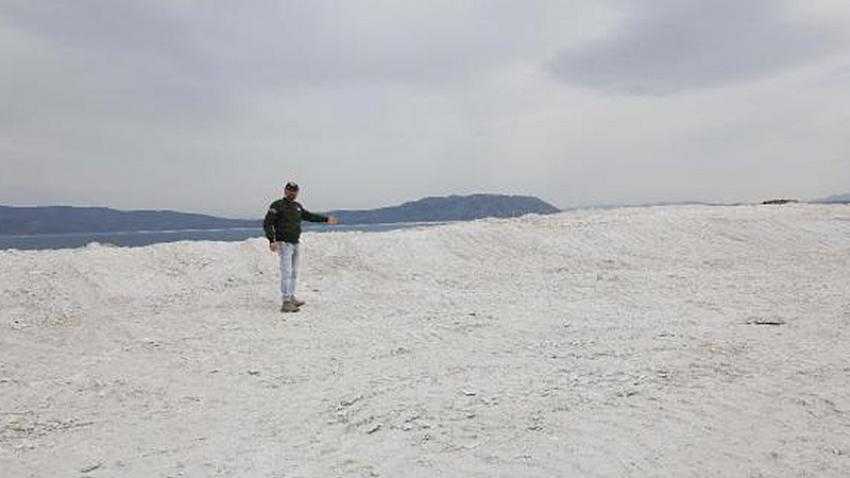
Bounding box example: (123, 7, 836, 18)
(278, 242, 300, 300)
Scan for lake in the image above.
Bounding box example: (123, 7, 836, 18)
(0, 223, 441, 251)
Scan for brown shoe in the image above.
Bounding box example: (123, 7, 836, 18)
(280, 300, 300, 313)
(291, 297, 306, 307)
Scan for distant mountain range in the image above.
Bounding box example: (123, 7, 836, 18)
(0, 206, 258, 236)
(330, 194, 560, 224)
(0, 194, 560, 236)
(815, 193, 850, 204)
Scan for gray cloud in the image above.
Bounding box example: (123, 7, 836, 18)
(550, 0, 849, 95)
(2, 1, 552, 102)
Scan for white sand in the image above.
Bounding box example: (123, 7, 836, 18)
(1, 204, 849, 477)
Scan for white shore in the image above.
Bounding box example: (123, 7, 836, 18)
(1, 204, 849, 477)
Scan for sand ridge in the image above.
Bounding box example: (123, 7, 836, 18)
(1, 204, 849, 476)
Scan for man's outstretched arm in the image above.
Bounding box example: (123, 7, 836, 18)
(301, 208, 338, 224)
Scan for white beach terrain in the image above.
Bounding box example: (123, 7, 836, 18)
(1, 204, 849, 477)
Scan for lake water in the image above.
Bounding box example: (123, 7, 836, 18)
(0, 223, 441, 251)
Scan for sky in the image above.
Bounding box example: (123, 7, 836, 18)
(2, 0, 849, 218)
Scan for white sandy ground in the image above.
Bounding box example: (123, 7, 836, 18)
(1, 204, 849, 477)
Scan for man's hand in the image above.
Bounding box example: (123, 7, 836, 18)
(269, 241, 280, 253)
(327, 216, 339, 225)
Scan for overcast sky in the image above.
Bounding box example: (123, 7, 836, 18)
(2, 1, 849, 217)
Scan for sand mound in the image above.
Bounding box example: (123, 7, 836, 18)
(2, 204, 849, 476)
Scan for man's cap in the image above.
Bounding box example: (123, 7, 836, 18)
(285, 181, 299, 191)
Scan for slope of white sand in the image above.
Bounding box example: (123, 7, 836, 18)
(1, 204, 849, 477)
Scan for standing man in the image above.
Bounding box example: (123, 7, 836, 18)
(263, 181, 338, 313)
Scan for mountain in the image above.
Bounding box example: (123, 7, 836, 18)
(815, 193, 850, 204)
(329, 194, 560, 224)
(0, 194, 560, 235)
(0, 206, 258, 236)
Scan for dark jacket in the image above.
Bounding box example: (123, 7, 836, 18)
(263, 198, 328, 244)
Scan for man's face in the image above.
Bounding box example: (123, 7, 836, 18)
(285, 188, 298, 200)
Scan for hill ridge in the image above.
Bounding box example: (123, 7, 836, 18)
(0, 193, 559, 235)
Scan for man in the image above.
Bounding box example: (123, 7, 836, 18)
(263, 181, 338, 313)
